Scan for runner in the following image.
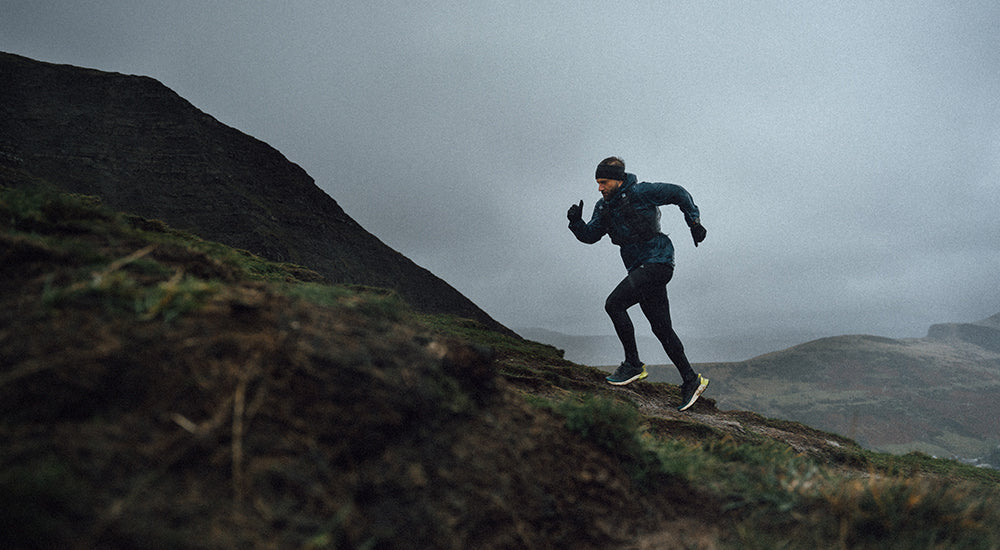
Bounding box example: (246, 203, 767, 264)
(567, 156, 709, 411)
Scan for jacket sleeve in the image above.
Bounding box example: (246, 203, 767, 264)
(642, 182, 701, 227)
(568, 201, 607, 244)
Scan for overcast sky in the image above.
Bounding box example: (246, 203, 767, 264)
(4, 1, 999, 356)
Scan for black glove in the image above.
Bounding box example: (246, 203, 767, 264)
(567, 200, 583, 223)
(690, 223, 707, 247)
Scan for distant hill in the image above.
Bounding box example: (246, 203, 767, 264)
(667, 314, 1000, 459)
(0, 51, 512, 335)
(517, 326, 827, 365)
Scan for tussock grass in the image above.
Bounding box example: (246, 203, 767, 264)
(1, 184, 324, 321)
(538, 392, 1000, 548)
(280, 282, 409, 321)
(417, 312, 566, 360)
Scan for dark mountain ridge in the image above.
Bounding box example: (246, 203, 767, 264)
(0, 51, 512, 335)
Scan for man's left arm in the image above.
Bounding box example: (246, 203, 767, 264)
(643, 182, 706, 246)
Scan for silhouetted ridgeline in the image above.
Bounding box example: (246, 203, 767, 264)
(0, 51, 512, 336)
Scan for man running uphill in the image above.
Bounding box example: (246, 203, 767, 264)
(567, 157, 710, 411)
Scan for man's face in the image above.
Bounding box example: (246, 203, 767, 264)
(597, 178, 624, 200)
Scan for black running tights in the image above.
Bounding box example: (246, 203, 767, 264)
(604, 263, 696, 383)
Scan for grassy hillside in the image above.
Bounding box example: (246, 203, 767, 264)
(3, 180, 1000, 549)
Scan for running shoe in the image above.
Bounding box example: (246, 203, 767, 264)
(677, 373, 709, 411)
(606, 362, 648, 386)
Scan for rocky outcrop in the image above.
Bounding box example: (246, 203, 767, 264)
(0, 52, 513, 335)
(927, 320, 1000, 353)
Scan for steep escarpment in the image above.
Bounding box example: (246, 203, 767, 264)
(0, 51, 511, 335)
(927, 313, 1000, 353)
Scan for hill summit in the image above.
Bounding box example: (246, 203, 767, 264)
(0, 51, 511, 335)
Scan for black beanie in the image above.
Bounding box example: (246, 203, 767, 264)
(595, 164, 626, 181)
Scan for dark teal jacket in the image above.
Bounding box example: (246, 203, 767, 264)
(569, 173, 701, 272)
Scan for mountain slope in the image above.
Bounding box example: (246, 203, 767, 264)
(3, 184, 1000, 549)
(0, 51, 511, 335)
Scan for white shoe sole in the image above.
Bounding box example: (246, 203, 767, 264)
(606, 369, 648, 386)
(678, 376, 709, 411)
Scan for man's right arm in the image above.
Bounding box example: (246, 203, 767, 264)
(568, 200, 606, 244)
